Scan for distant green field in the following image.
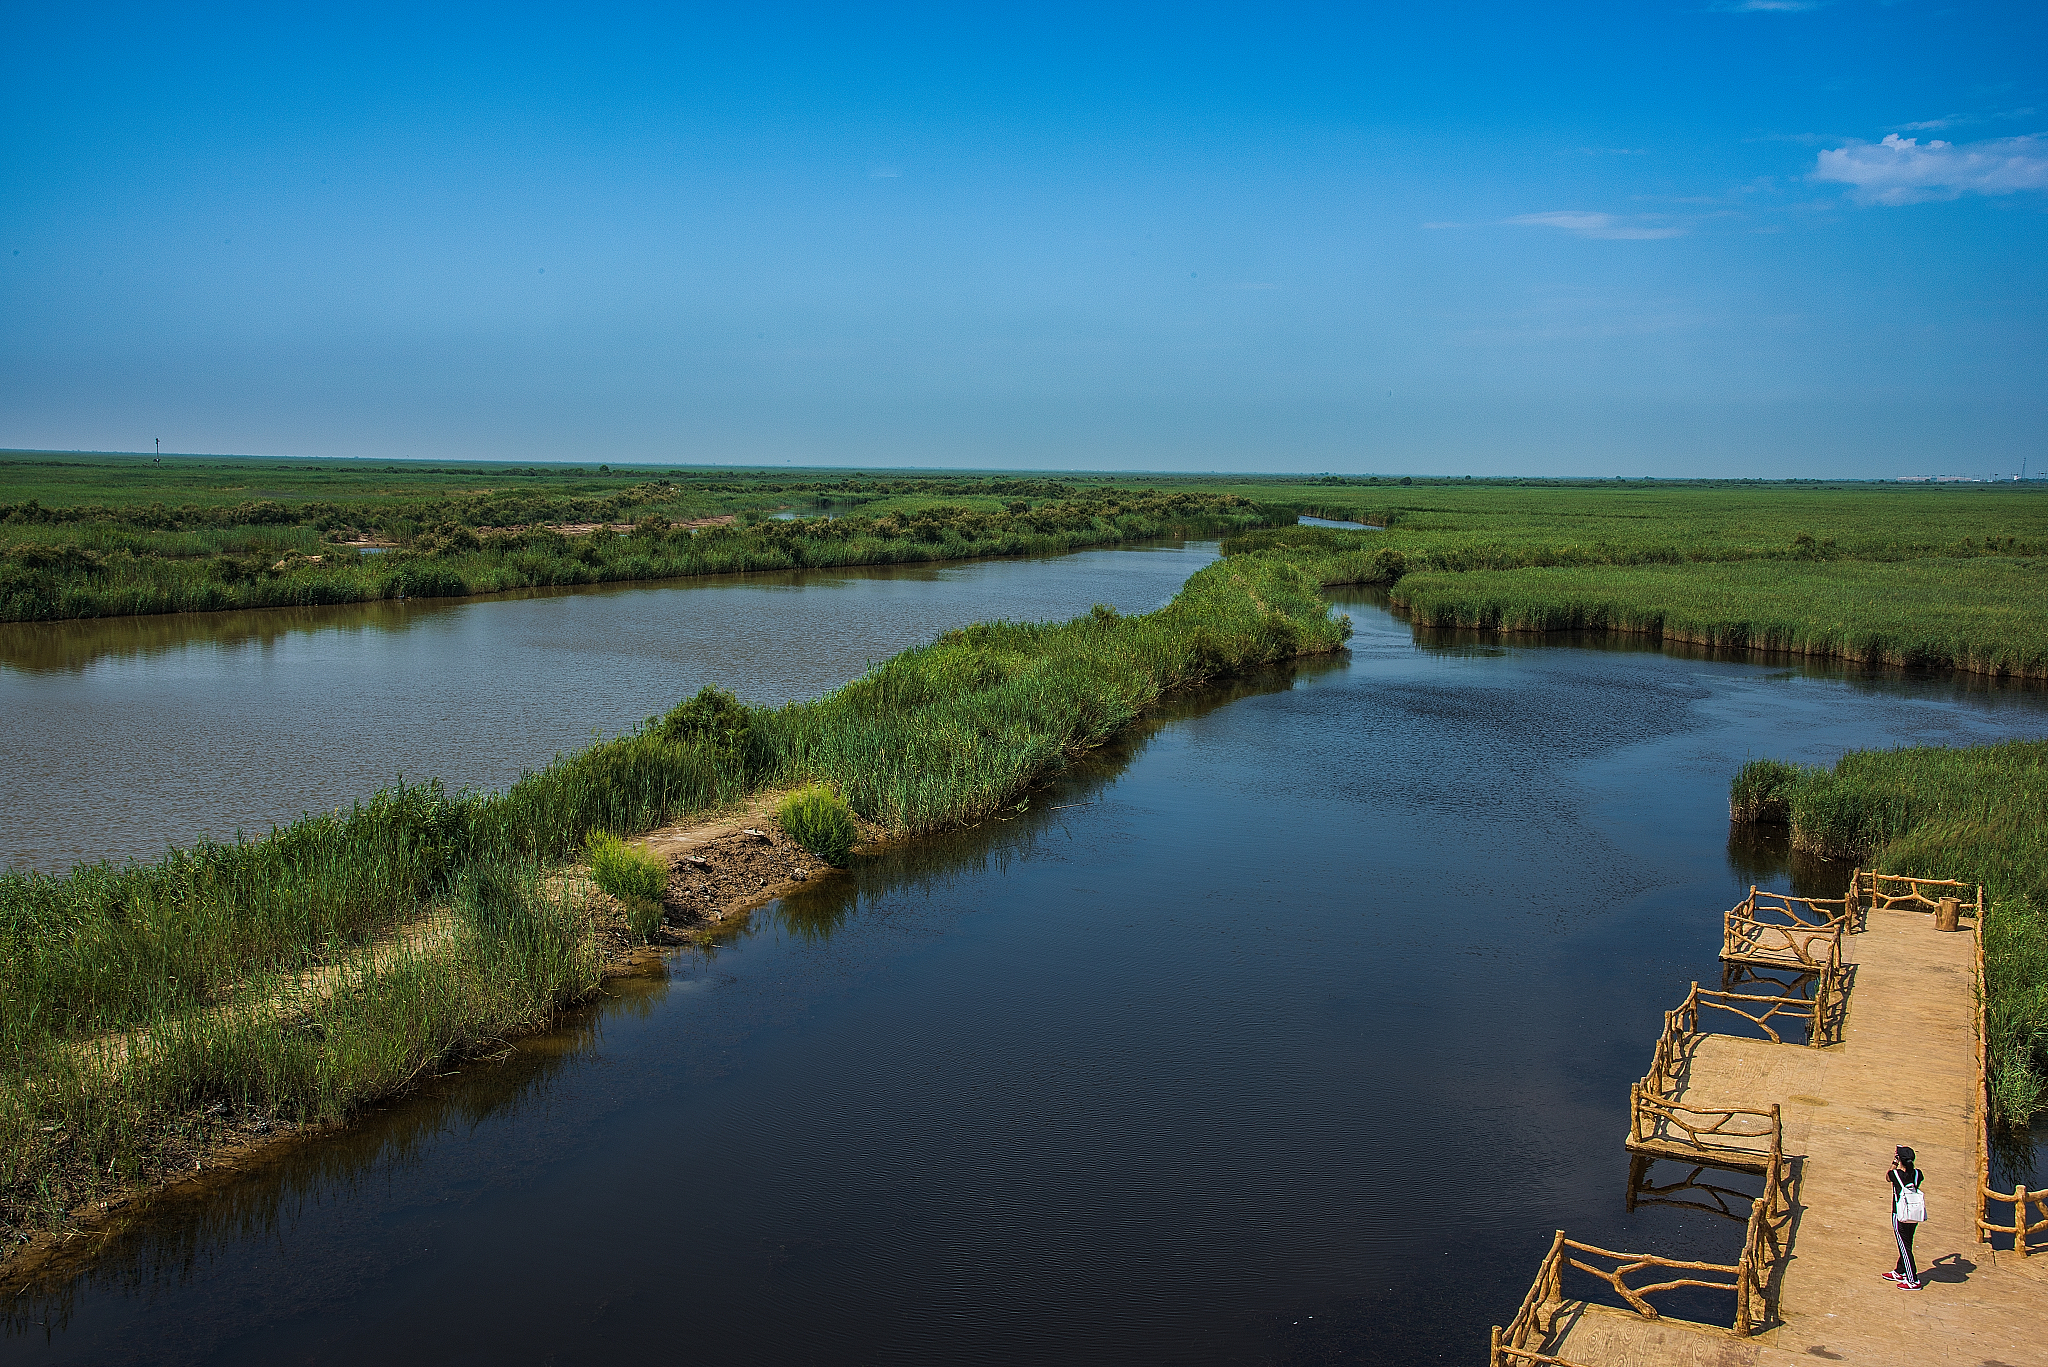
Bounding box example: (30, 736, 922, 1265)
(0, 457, 1275, 622)
(1219, 479, 2048, 565)
(8, 452, 2048, 636)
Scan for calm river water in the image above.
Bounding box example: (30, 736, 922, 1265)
(6, 558, 2047, 1365)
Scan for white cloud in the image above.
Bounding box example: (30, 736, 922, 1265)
(1711, 0, 1825, 10)
(1813, 133, 2048, 204)
(1504, 211, 1686, 240)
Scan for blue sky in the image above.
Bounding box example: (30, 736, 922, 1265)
(3, 3, 2043, 476)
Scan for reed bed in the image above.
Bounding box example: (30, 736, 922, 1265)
(1729, 742, 2048, 1124)
(0, 552, 1344, 1242)
(1383, 559, 2048, 678)
(1223, 480, 2048, 568)
(0, 487, 1278, 623)
(0, 868, 599, 1234)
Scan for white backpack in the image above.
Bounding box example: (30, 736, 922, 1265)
(1895, 1178, 1926, 1224)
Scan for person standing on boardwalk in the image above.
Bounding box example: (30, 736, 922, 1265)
(1886, 1145, 1926, 1289)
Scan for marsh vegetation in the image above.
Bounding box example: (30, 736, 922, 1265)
(0, 552, 1345, 1244)
(0, 456, 1280, 622)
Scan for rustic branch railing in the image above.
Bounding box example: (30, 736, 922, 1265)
(1628, 1090, 1782, 1173)
(1648, 978, 1834, 1050)
(1722, 886, 1848, 974)
(1856, 869, 1983, 920)
(1951, 889, 2048, 1258)
(1981, 1186, 2048, 1255)
(1492, 1231, 1574, 1367)
(1706, 983, 1832, 1047)
(1489, 1197, 1779, 1362)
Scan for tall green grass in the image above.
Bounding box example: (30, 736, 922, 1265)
(1221, 481, 2048, 568)
(0, 552, 1345, 1238)
(0, 865, 598, 1234)
(1378, 559, 2048, 678)
(1729, 742, 2048, 1125)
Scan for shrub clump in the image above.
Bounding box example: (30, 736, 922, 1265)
(659, 685, 763, 777)
(583, 830, 668, 938)
(776, 785, 859, 866)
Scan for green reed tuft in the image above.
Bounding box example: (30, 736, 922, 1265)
(583, 831, 670, 905)
(776, 785, 859, 866)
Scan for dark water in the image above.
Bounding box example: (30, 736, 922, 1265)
(0, 542, 1216, 873)
(9, 586, 2047, 1365)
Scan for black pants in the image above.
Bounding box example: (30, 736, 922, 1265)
(1893, 1219, 1919, 1281)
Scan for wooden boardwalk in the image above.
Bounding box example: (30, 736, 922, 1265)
(1499, 897, 2048, 1367)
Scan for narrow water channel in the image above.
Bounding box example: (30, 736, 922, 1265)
(0, 542, 1217, 873)
(6, 575, 2046, 1365)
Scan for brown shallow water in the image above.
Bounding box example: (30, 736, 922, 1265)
(6, 580, 2046, 1365)
(0, 541, 1218, 873)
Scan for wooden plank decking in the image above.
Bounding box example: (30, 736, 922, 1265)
(1537, 907, 2048, 1367)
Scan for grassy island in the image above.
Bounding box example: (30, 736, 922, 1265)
(0, 551, 1344, 1246)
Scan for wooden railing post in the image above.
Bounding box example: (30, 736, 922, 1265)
(1769, 1105, 1782, 1218)
(2020, 1186, 2032, 1257)
(1974, 910, 1992, 1247)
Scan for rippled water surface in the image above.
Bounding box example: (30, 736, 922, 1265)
(0, 543, 1216, 872)
(6, 572, 2047, 1366)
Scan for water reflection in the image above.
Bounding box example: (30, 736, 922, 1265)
(765, 663, 1340, 949)
(1722, 825, 1848, 900)
(3, 661, 1323, 1349)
